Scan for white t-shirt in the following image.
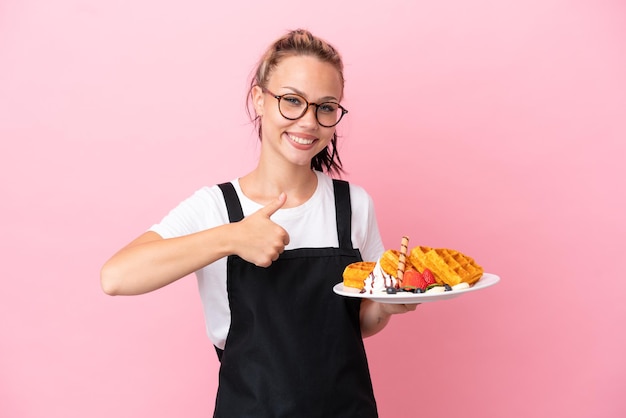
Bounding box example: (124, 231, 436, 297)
(149, 171, 384, 349)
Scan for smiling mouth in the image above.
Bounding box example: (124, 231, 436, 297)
(288, 134, 315, 145)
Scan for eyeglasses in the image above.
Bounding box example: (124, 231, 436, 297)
(261, 87, 348, 128)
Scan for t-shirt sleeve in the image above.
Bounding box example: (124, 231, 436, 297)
(148, 186, 228, 239)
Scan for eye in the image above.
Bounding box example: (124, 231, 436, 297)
(282, 94, 304, 107)
(319, 102, 339, 113)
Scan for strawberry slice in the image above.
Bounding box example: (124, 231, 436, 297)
(402, 269, 427, 291)
(422, 268, 437, 286)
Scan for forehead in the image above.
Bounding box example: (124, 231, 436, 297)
(267, 55, 343, 99)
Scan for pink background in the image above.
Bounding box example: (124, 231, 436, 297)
(1, 0, 625, 417)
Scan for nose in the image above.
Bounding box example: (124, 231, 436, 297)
(298, 104, 319, 127)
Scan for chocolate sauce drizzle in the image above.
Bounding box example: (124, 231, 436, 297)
(360, 269, 396, 294)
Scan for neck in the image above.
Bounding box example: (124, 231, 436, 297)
(239, 163, 319, 208)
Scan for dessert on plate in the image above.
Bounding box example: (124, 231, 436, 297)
(342, 236, 484, 295)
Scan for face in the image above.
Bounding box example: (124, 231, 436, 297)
(252, 55, 344, 169)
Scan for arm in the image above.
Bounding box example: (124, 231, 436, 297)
(101, 193, 289, 296)
(359, 300, 418, 338)
(101, 226, 233, 295)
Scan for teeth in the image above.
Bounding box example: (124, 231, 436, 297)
(288, 134, 314, 145)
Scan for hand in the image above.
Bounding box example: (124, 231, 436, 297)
(234, 193, 290, 267)
(380, 303, 419, 316)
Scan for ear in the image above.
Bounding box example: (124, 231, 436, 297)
(251, 85, 265, 117)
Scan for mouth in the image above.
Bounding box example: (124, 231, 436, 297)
(288, 133, 316, 146)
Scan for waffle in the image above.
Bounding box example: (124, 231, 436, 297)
(342, 261, 376, 289)
(379, 249, 416, 277)
(409, 246, 483, 286)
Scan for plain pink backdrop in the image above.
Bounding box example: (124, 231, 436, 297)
(1, 0, 625, 417)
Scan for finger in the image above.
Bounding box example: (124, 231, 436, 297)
(282, 230, 290, 246)
(382, 303, 419, 315)
(259, 192, 287, 218)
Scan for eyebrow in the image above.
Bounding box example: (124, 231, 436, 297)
(281, 86, 339, 102)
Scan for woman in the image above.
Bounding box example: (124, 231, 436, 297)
(101, 29, 416, 417)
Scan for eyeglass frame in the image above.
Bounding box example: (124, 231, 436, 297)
(260, 87, 348, 128)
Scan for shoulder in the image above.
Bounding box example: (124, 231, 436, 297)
(315, 171, 383, 257)
(315, 171, 374, 208)
(176, 184, 230, 216)
(349, 182, 374, 208)
(149, 183, 232, 237)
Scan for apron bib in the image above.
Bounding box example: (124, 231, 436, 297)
(214, 180, 378, 418)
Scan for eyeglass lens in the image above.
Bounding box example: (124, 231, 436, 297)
(278, 94, 344, 127)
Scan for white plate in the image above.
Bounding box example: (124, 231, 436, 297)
(333, 273, 500, 304)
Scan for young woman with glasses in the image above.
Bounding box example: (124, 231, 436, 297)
(101, 29, 417, 417)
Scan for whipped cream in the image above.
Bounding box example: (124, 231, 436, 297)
(451, 282, 470, 291)
(424, 286, 445, 294)
(362, 260, 398, 294)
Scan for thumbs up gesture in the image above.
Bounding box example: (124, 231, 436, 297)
(234, 193, 290, 267)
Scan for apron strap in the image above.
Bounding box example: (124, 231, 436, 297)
(217, 182, 244, 223)
(218, 179, 353, 250)
(332, 179, 353, 250)
(214, 345, 224, 362)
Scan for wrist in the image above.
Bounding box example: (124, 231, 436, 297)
(222, 223, 241, 257)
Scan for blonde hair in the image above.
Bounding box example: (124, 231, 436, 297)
(247, 29, 345, 175)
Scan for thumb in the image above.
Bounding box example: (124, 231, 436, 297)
(259, 192, 287, 218)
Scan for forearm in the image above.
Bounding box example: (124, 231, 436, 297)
(359, 300, 418, 338)
(100, 226, 234, 296)
(359, 300, 392, 338)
